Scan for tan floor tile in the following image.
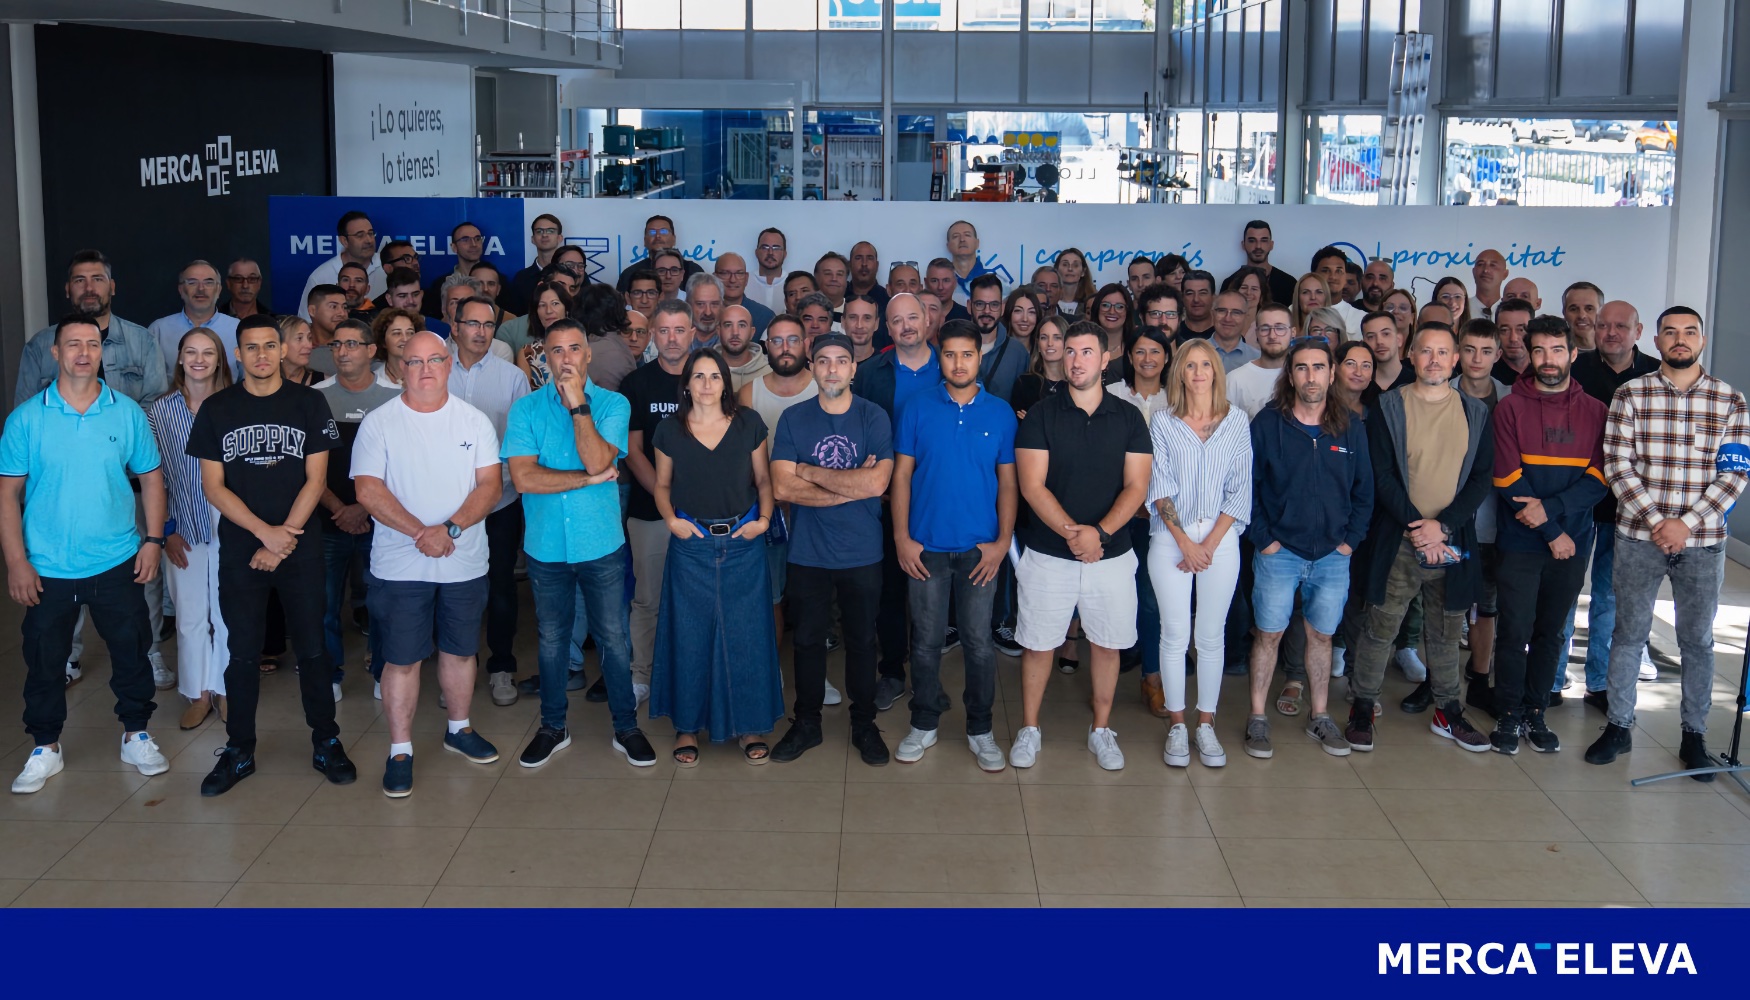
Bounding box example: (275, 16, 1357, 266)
(1013, 748, 1196, 786)
(633, 888, 837, 907)
(1373, 789, 1583, 841)
(1349, 746, 1537, 790)
(1042, 893, 1244, 907)
(290, 776, 496, 827)
(839, 891, 1040, 907)
(680, 735, 853, 781)
(170, 727, 361, 775)
(1002, 697, 1171, 744)
(843, 740, 1013, 784)
(0, 820, 94, 879)
(1020, 783, 1211, 837)
(0, 878, 30, 905)
(474, 778, 670, 830)
(1595, 842, 1750, 903)
(843, 782, 1026, 834)
(1184, 742, 1364, 789)
(839, 832, 1034, 894)
(440, 827, 651, 888)
(1545, 789, 1750, 844)
(641, 830, 839, 891)
(1512, 744, 1721, 793)
(218, 882, 434, 907)
(1195, 786, 1397, 840)
(0, 769, 147, 822)
(11, 878, 229, 907)
(1444, 899, 1648, 907)
(45, 821, 277, 882)
(243, 677, 386, 733)
(108, 771, 320, 825)
(427, 885, 633, 906)
(1029, 835, 1235, 897)
(1245, 896, 1447, 907)
(242, 824, 465, 885)
(1407, 839, 1644, 902)
(658, 779, 842, 833)
(1217, 838, 1441, 899)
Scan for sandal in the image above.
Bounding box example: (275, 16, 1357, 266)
(740, 738, 770, 765)
(258, 656, 280, 675)
(1057, 656, 1080, 675)
(1275, 681, 1305, 717)
(672, 743, 699, 768)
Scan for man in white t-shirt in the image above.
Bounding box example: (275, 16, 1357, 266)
(1226, 303, 1294, 418)
(351, 331, 504, 799)
(300, 210, 385, 320)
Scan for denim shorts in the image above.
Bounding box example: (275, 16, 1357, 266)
(1251, 547, 1351, 636)
(367, 573, 489, 666)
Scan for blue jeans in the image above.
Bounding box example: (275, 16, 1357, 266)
(1606, 535, 1725, 734)
(528, 548, 637, 734)
(906, 548, 998, 735)
(322, 526, 382, 684)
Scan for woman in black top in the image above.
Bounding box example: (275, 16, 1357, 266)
(1010, 313, 1070, 420)
(650, 349, 782, 766)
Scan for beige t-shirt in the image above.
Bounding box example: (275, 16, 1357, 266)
(1402, 389, 1468, 520)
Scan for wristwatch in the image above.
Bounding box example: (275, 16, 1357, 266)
(444, 520, 462, 539)
(141, 535, 167, 547)
(1095, 526, 1111, 546)
(569, 402, 592, 418)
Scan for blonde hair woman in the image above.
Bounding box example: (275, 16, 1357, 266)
(1293, 273, 1332, 331)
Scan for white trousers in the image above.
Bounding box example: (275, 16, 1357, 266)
(164, 534, 228, 699)
(1148, 519, 1241, 714)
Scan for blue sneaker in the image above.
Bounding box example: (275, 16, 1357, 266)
(442, 727, 500, 764)
(383, 754, 413, 798)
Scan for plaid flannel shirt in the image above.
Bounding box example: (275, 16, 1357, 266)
(1603, 368, 1750, 546)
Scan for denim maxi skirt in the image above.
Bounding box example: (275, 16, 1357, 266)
(649, 530, 785, 740)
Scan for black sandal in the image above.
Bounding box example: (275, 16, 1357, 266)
(672, 743, 699, 768)
(740, 739, 770, 765)
(1058, 656, 1080, 674)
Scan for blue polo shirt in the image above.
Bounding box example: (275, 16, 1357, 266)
(501, 380, 630, 565)
(0, 380, 161, 579)
(895, 384, 1017, 553)
(890, 351, 941, 424)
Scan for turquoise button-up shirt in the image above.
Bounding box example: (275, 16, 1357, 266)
(501, 380, 630, 565)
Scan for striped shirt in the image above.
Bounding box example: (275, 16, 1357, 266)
(1147, 406, 1253, 535)
(147, 391, 213, 546)
(1603, 368, 1750, 546)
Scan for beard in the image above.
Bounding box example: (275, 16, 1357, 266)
(770, 353, 805, 377)
(1296, 386, 1327, 407)
(1665, 354, 1699, 370)
(1362, 287, 1386, 307)
(1535, 365, 1569, 387)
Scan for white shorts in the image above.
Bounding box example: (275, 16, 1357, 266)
(1014, 547, 1139, 652)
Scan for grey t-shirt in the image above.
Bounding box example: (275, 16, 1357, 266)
(316, 375, 403, 526)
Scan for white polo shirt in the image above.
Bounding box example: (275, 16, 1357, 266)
(351, 394, 500, 583)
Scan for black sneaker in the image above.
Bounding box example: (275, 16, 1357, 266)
(851, 724, 890, 766)
(1400, 680, 1434, 714)
(382, 754, 413, 798)
(825, 632, 842, 653)
(517, 674, 542, 695)
(1344, 700, 1375, 752)
(584, 676, 608, 703)
(612, 728, 657, 768)
(1548, 689, 1565, 706)
(992, 626, 1022, 657)
(200, 746, 255, 797)
(312, 737, 358, 785)
(1583, 722, 1633, 765)
(1465, 672, 1493, 715)
(1432, 702, 1490, 752)
(939, 626, 960, 654)
(1581, 689, 1610, 712)
(1489, 714, 1521, 755)
(1118, 648, 1141, 674)
(1521, 709, 1560, 753)
(1679, 731, 1716, 782)
(519, 726, 571, 768)
(771, 719, 823, 763)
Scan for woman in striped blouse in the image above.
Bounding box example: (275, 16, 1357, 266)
(1147, 338, 1253, 769)
(148, 327, 234, 730)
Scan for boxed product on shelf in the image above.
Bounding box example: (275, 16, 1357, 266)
(603, 124, 636, 155)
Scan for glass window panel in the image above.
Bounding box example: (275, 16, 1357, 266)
(1093, 0, 1151, 31)
(1332, 0, 1364, 105)
(1306, 113, 1381, 205)
(1306, 0, 1333, 103)
(961, 0, 1020, 30)
(1031, 0, 1091, 31)
(820, 0, 881, 29)
(754, 0, 815, 29)
(1205, 111, 1277, 205)
(1557, 0, 1626, 98)
(1447, 0, 1495, 101)
(1629, 0, 1683, 96)
(1440, 117, 1675, 207)
(897, 0, 959, 30)
(683, 0, 745, 28)
(1495, 0, 1553, 100)
(623, 0, 680, 29)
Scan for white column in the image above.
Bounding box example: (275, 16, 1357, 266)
(1667, 0, 1727, 327)
(10, 23, 45, 334)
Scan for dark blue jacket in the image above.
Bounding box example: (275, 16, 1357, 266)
(1247, 405, 1374, 561)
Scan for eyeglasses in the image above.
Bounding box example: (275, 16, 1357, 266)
(654, 267, 683, 277)
(971, 300, 1003, 312)
(647, 228, 672, 236)
(1306, 325, 1340, 339)
(1099, 302, 1128, 313)
(403, 356, 450, 369)
(757, 243, 784, 252)
(453, 235, 484, 245)
(227, 274, 262, 284)
(332, 339, 370, 351)
(1257, 323, 1294, 335)
(1144, 309, 1179, 321)
(181, 278, 218, 289)
(457, 320, 498, 333)
(532, 227, 560, 236)
(386, 253, 417, 267)
(628, 287, 658, 298)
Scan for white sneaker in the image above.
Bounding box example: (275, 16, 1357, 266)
(1163, 722, 1191, 767)
(12, 744, 63, 793)
(149, 651, 175, 691)
(1195, 722, 1227, 767)
(64, 661, 81, 687)
(1010, 726, 1042, 768)
(633, 682, 650, 707)
(1638, 648, 1658, 682)
(1331, 646, 1347, 678)
(332, 682, 343, 703)
(1087, 726, 1124, 770)
(119, 732, 169, 776)
(1394, 647, 1428, 682)
(490, 672, 518, 707)
(895, 726, 938, 762)
(968, 732, 1005, 772)
(373, 680, 382, 701)
(823, 677, 842, 706)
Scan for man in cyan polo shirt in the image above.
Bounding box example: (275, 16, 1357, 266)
(2, 315, 172, 793)
(502, 320, 656, 769)
(890, 322, 1018, 771)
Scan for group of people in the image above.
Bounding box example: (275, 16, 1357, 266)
(5, 209, 1745, 799)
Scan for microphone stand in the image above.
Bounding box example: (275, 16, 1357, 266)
(1632, 643, 1750, 793)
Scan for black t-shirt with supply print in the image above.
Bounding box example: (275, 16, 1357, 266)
(186, 380, 339, 561)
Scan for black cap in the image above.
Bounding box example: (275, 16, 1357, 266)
(809, 333, 855, 360)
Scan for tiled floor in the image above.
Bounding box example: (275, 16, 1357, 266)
(1, 559, 1746, 908)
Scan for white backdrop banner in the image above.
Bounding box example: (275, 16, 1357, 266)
(332, 54, 473, 197)
(522, 200, 1675, 340)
